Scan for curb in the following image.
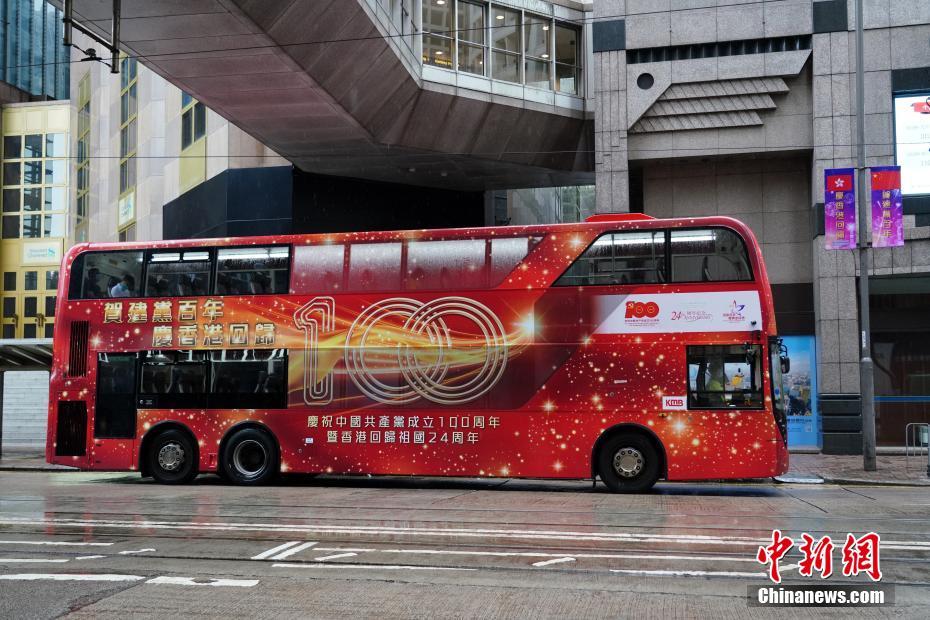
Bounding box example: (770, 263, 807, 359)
(817, 474, 930, 487)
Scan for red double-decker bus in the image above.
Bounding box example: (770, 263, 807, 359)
(47, 214, 788, 492)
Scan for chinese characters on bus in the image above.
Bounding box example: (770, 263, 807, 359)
(756, 529, 882, 583)
(102, 298, 275, 348)
(308, 414, 500, 445)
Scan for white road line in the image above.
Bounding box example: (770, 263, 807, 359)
(76, 555, 106, 560)
(146, 576, 258, 587)
(379, 548, 761, 563)
(272, 562, 476, 571)
(313, 552, 358, 562)
(0, 573, 144, 582)
(311, 547, 375, 553)
(0, 540, 112, 547)
(532, 557, 575, 567)
(611, 568, 766, 578)
(251, 541, 300, 560)
(118, 548, 155, 555)
(270, 542, 317, 561)
(0, 559, 69, 563)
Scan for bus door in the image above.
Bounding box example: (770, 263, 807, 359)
(92, 353, 138, 469)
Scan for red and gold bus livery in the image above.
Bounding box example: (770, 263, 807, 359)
(47, 214, 789, 492)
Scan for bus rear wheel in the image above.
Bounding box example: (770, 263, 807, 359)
(597, 433, 660, 493)
(147, 429, 198, 485)
(220, 427, 278, 486)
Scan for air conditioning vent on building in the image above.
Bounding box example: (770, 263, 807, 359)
(55, 401, 87, 456)
(68, 321, 89, 377)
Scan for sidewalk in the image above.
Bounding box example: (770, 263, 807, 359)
(0, 447, 76, 471)
(784, 453, 930, 486)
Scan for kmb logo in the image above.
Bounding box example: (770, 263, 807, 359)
(625, 301, 660, 319)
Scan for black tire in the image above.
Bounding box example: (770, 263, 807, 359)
(597, 433, 661, 493)
(146, 428, 198, 485)
(220, 427, 279, 486)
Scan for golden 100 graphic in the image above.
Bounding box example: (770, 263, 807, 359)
(98, 294, 515, 408)
(296, 296, 510, 407)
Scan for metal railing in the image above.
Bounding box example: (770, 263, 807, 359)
(905, 423, 930, 478)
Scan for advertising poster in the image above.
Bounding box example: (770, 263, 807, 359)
(824, 168, 856, 250)
(870, 166, 904, 248)
(783, 335, 820, 449)
(893, 93, 930, 195)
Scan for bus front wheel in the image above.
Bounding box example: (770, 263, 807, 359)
(597, 433, 660, 493)
(220, 427, 278, 486)
(146, 429, 198, 485)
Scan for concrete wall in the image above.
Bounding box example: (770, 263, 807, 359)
(1, 371, 49, 449)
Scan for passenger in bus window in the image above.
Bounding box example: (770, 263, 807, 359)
(83, 267, 103, 298)
(706, 359, 727, 407)
(109, 273, 135, 298)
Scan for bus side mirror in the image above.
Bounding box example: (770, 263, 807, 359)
(781, 356, 790, 374)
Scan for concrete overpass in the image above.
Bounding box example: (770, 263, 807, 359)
(65, 0, 594, 191)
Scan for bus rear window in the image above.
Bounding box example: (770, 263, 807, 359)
(70, 251, 144, 299)
(670, 228, 751, 282)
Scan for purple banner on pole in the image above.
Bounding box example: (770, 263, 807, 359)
(824, 168, 856, 250)
(870, 166, 904, 248)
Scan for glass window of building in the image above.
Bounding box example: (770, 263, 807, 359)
(555, 24, 581, 94)
(422, 0, 454, 69)
(457, 1, 486, 74)
(491, 6, 521, 83)
(3, 0, 73, 99)
(524, 13, 550, 89)
(118, 56, 138, 241)
(75, 75, 91, 242)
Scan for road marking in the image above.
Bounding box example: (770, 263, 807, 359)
(0, 573, 143, 582)
(273, 562, 476, 571)
(311, 547, 375, 553)
(251, 541, 300, 560)
(611, 568, 765, 578)
(146, 576, 258, 587)
(532, 557, 575, 567)
(76, 556, 105, 560)
(0, 540, 112, 547)
(0, 559, 69, 563)
(3, 517, 930, 552)
(118, 548, 155, 555)
(313, 552, 358, 562)
(269, 542, 317, 561)
(378, 548, 761, 563)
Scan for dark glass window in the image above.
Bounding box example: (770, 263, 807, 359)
(2, 325, 13, 338)
(24, 271, 37, 290)
(670, 228, 752, 282)
(2, 215, 19, 239)
(45, 323, 54, 338)
(209, 349, 287, 408)
(2, 297, 15, 318)
(215, 246, 289, 295)
(687, 345, 764, 409)
(70, 251, 144, 299)
(2, 189, 20, 212)
(95, 353, 138, 438)
(46, 270, 59, 290)
(3, 162, 21, 185)
(23, 134, 42, 157)
(45, 296, 56, 317)
(141, 351, 208, 395)
(3, 272, 15, 291)
(23, 160, 41, 185)
(3, 136, 22, 159)
(23, 324, 36, 338)
(23, 187, 40, 211)
(556, 231, 666, 286)
(24, 296, 37, 317)
(145, 250, 212, 297)
(194, 102, 206, 141)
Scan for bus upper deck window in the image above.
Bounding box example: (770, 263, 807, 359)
(146, 250, 213, 297)
(216, 246, 289, 295)
(670, 228, 751, 282)
(555, 231, 664, 286)
(348, 242, 402, 292)
(70, 251, 144, 299)
(406, 239, 486, 290)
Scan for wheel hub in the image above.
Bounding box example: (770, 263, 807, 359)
(232, 439, 267, 478)
(157, 442, 185, 472)
(613, 447, 644, 478)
